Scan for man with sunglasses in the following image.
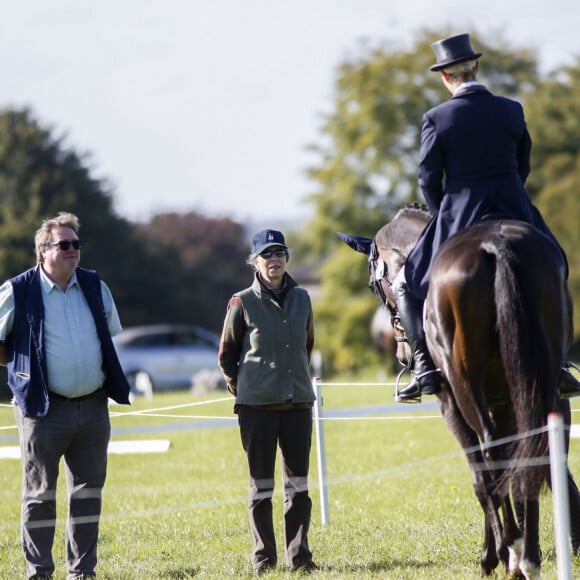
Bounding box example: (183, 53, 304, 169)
(0, 212, 130, 580)
(218, 229, 317, 575)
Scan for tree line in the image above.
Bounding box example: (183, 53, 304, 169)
(0, 28, 579, 376)
(0, 108, 252, 335)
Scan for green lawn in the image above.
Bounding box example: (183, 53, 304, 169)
(1, 383, 579, 579)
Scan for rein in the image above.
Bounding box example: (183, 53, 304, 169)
(368, 240, 415, 393)
(368, 240, 406, 344)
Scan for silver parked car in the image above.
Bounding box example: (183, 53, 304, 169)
(113, 324, 223, 396)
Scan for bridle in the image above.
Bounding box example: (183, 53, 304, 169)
(367, 240, 406, 345)
(368, 240, 417, 394)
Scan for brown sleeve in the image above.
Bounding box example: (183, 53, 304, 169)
(218, 296, 246, 394)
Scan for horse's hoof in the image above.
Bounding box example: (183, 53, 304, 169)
(519, 558, 541, 580)
(505, 571, 526, 580)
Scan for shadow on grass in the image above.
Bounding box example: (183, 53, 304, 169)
(163, 567, 201, 578)
(271, 557, 439, 575)
(350, 557, 436, 573)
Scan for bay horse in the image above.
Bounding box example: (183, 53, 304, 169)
(340, 204, 571, 579)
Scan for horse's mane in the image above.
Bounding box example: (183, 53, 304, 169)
(394, 202, 431, 220)
(375, 203, 431, 258)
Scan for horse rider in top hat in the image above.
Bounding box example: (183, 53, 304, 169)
(392, 32, 580, 402)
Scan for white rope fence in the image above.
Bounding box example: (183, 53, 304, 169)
(312, 379, 578, 580)
(1, 379, 578, 578)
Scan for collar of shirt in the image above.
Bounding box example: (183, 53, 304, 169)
(39, 266, 78, 294)
(453, 81, 481, 95)
(38, 265, 105, 397)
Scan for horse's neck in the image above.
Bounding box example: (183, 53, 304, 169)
(392, 213, 428, 249)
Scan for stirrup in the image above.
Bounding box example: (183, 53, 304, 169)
(394, 367, 422, 404)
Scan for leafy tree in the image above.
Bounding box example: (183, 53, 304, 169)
(134, 212, 251, 333)
(524, 59, 580, 344)
(302, 30, 541, 374)
(0, 108, 128, 273)
(0, 107, 175, 327)
(0, 108, 80, 274)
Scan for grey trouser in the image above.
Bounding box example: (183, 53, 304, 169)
(14, 389, 110, 579)
(237, 405, 313, 571)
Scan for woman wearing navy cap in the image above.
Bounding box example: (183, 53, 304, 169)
(218, 229, 317, 575)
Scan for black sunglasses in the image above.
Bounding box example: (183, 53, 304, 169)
(260, 249, 288, 259)
(45, 239, 82, 251)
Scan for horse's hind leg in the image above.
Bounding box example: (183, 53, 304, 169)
(478, 494, 505, 575)
(499, 496, 526, 577)
(518, 500, 541, 580)
(481, 516, 499, 575)
(436, 392, 506, 575)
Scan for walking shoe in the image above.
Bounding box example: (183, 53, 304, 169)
(254, 562, 276, 576)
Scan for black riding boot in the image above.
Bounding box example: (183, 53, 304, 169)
(394, 281, 441, 402)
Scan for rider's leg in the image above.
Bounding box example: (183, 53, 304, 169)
(392, 270, 441, 401)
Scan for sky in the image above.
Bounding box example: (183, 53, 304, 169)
(1, 0, 579, 227)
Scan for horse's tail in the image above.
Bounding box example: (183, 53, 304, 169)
(482, 234, 556, 500)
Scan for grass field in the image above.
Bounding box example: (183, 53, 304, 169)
(1, 380, 579, 579)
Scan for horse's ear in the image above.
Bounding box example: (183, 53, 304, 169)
(336, 232, 373, 255)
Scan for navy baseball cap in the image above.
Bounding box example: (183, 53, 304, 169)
(251, 229, 287, 255)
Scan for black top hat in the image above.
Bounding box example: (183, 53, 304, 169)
(430, 33, 482, 72)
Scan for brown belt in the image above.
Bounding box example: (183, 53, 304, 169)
(48, 387, 105, 402)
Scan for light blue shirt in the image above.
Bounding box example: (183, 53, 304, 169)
(0, 267, 123, 398)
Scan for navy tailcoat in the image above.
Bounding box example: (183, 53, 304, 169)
(405, 84, 561, 300)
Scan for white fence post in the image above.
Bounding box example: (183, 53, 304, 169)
(312, 374, 329, 526)
(548, 412, 572, 580)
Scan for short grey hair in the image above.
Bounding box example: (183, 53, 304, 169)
(35, 211, 80, 264)
(442, 58, 478, 74)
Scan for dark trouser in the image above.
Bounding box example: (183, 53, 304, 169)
(392, 279, 440, 398)
(237, 405, 313, 570)
(14, 389, 111, 579)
